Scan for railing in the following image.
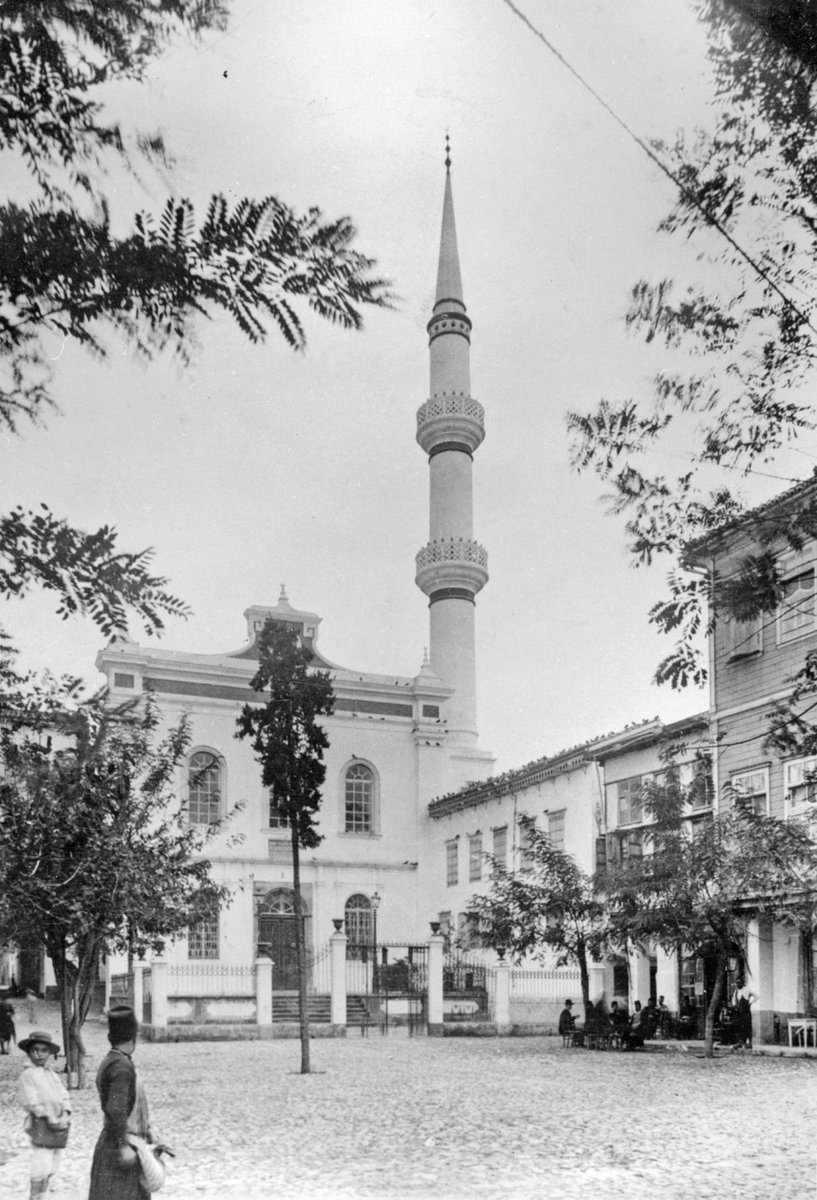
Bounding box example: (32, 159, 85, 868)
(444, 949, 487, 994)
(345, 944, 428, 997)
(110, 972, 134, 1005)
(307, 942, 332, 995)
(509, 967, 581, 1001)
(416, 538, 488, 571)
(168, 963, 255, 997)
(416, 393, 485, 425)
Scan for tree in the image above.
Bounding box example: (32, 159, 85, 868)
(603, 751, 817, 1056)
(468, 817, 605, 1008)
(0, 691, 228, 1087)
(236, 619, 334, 1074)
(567, 0, 817, 694)
(1, 2, 390, 655)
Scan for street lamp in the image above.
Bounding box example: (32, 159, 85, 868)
(371, 890, 381, 993)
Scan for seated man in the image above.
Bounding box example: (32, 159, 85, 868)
(620, 1000, 646, 1050)
(558, 999, 580, 1045)
(610, 1000, 629, 1030)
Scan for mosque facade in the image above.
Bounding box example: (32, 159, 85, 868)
(80, 164, 817, 1046)
(95, 159, 496, 982)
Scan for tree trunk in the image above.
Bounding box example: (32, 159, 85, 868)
(577, 943, 590, 1008)
(51, 939, 99, 1089)
(291, 820, 311, 1074)
(703, 948, 727, 1059)
(53, 958, 84, 1089)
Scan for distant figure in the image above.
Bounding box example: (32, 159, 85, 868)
(584, 1000, 600, 1044)
(610, 1000, 629, 1031)
(558, 999, 579, 1045)
(733, 978, 756, 1048)
(644, 996, 659, 1038)
(0, 996, 16, 1054)
(621, 1000, 645, 1050)
(18, 1030, 71, 1199)
(25, 989, 37, 1024)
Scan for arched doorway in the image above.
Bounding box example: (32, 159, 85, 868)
(257, 889, 307, 991)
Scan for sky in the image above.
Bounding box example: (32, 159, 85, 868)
(4, 0, 804, 771)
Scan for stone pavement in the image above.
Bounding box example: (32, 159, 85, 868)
(1, 1003, 816, 1200)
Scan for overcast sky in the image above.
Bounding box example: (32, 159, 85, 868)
(5, 0, 805, 771)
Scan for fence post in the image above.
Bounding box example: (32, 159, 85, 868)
(132, 962, 144, 1023)
(330, 927, 348, 1033)
(255, 957, 273, 1034)
(103, 959, 112, 1013)
(150, 959, 168, 1037)
(494, 958, 511, 1034)
(427, 929, 444, 1036)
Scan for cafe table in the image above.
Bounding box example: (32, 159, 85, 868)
(788, 1016, 817, 1047)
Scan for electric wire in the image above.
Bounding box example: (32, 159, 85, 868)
(499, 1, 817, 758)
(500, 0, 817, 338)
(716, 694, 817, 750)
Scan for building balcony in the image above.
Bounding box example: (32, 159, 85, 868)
(416, 393, 485, 456)
(415, 538, 489, 597)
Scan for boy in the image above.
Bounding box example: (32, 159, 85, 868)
(18, 1030, 71, 1198)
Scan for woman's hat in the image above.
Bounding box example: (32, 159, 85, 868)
(107, 1005, 138, 1045)
(18, 1031, 60, 1056)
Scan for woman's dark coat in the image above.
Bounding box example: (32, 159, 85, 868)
(87, 1049, 147, 1200)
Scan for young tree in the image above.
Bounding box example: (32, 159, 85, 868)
(604, 754, 817, 1056)
(236, 619, 334, 1074)
(567, 0, 817, 694)
(0, 692, 228, 1086)
(1, 2, 391, 658)
(469, 817, 605, 1008)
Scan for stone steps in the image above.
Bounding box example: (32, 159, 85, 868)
(269, 994, 372, 1024)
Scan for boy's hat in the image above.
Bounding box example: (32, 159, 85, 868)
(107, 1005, 138, 1045)
(19, 1031, 60, 1056)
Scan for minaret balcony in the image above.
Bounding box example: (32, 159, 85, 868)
(415, 538, 489, 597)
(416, 393, 485, 456)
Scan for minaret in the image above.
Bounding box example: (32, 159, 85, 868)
(415, 140, 488, 747)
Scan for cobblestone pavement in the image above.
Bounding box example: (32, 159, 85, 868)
(1, 1005, 816, 1200)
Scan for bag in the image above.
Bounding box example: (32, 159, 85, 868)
(128, 1135, 166, 1194)
(28, 1115, 69, 1150)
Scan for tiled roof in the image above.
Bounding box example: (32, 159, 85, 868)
(685, 473, 817, 559)
(427, 714, 709, 818)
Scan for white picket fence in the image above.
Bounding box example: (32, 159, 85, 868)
(168, 963, 255, 997)
(509, 967, 582, 1001)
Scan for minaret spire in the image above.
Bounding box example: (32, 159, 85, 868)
(435, 140, 464, 308)
(414, 150, 488, 747)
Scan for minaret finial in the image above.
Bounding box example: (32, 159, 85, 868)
(444, 132, 451, 175)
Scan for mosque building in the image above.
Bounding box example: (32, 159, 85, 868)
(94, 149, 497, 989)
(12, 152, 808, 1047)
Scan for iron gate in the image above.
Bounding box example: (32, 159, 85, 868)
(346, 942, 428, 1033)
(444, 947, 489, 1022)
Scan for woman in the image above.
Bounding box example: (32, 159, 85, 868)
(88, 1006, 164, 1200)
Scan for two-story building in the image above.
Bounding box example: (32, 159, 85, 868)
(424, 716, 712, 1021)
(594, 713, 713, 1025)
(688, 477, 817, 1041)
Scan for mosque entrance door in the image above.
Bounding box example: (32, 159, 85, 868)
(257, 888, 302, 991)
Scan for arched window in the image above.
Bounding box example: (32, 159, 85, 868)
(344, 763, 374, 833)
(345, 893, 373, 958)
(187, 751, 222, 825)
